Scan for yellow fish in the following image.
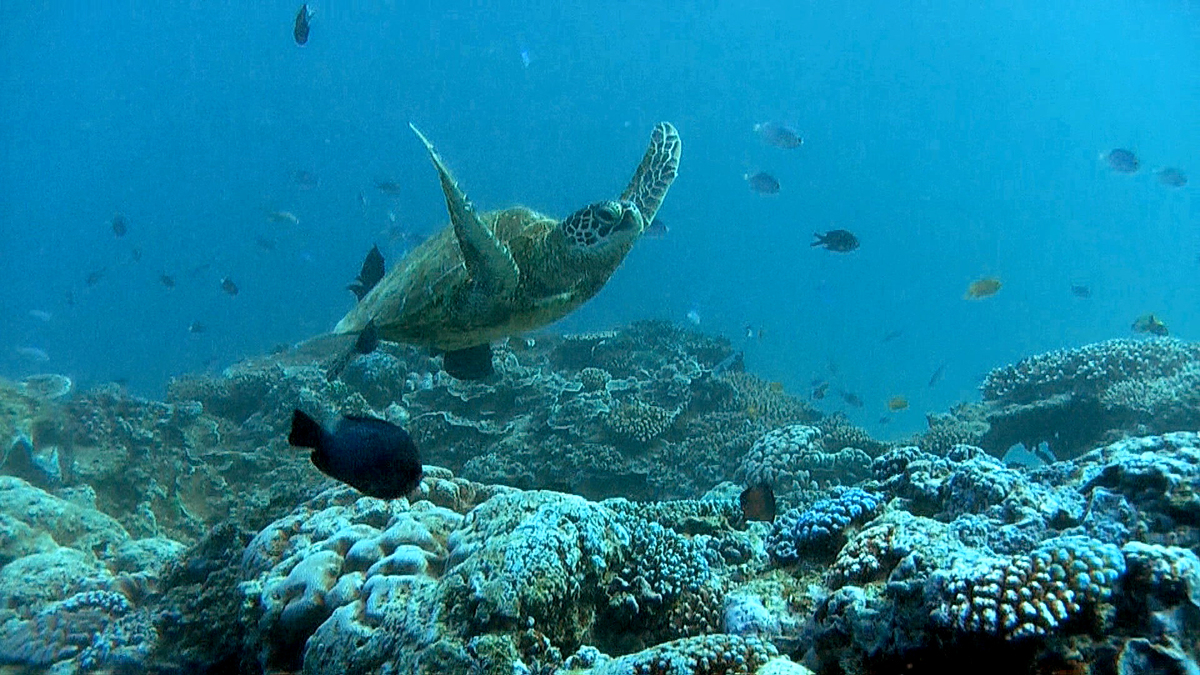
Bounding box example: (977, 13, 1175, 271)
(1131, 313, 1169, 336)
(964, 277, 1001, 300)
(886, 395, 909, 412)
(769, 381, 784, 393)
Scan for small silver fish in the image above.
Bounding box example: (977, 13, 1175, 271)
(745, 171, 781, 194)
(754, 122, 803, 149)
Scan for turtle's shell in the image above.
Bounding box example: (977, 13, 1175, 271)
(338, 206, 623, 351)
(335, 122, 681, 352)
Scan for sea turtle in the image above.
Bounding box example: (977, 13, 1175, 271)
(333, 121, 682, 379)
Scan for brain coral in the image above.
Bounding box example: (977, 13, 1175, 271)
(240, 491, 463, 671)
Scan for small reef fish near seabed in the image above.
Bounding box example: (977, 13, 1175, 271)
(288, 409, 423, 499)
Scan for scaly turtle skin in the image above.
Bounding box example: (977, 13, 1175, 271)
(334, 122, 682, 372)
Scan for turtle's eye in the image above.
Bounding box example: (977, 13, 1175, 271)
(596, 203, 620, 224)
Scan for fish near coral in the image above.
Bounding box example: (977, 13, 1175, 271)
(1131, 313, 1168, 336)
(288, 409, 422, 499)
(739, 483, 776, 522)
(886, 395, 909, 411)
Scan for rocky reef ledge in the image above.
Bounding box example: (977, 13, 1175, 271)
(0, 323, 1197, 674)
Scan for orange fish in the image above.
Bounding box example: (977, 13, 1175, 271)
(886, 395, 909, 412)
(964, 277, 1001, 299)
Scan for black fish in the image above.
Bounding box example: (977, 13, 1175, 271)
(1105, 148, 1139, 173)
(111, 212, 128, 237)
(442, 343, 495, 380)
(745, 171, 780, 194)
(326, 320, 380, 382)
(293, 4, 313, 46)
(812, 230, 859, 252)
(375, 180, 405, 195)
(840, 390, 864, 408)
(85, 269, 106, 286)
(255, 236, 278, 251)
(811, 381, 830, 400)
(130, 247, 142, 263)
(288, 409, 423, 499)
(188, 321, 207, 334)
(1070, 284, 1091, 298)
(160, 274, 176, 288)
(739, 483, 776, 522)
(347, 245, 385, 301)
(220, 277, 239, 296)
(881, 329, 904, 343)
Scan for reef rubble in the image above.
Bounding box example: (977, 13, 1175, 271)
(0, 325, 1197, 674)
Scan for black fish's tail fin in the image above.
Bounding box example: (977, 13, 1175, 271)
(810, 232, 824, 247)
(289, 409, 326, 448)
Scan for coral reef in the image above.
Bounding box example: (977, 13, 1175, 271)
(4, 327, 1200, 674)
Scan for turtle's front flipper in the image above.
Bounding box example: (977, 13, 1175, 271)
(408, 123, 519, 295)
(620, 122, 682, 225)
(442, 343, 495, 380)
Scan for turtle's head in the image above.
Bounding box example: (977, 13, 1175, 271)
(559, 200, 644, 252)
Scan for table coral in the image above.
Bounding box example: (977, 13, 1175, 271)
(981, 337, 1200, 406)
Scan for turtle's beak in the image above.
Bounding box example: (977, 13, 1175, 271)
(616, 202, 642, 233)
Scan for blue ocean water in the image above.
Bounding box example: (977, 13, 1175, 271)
(1, 1, 1196, 440)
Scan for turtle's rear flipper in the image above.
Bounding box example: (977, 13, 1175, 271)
(442, 343, 495, 380)
(408, 123, 519, 295)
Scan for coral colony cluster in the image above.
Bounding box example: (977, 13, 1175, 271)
(2, 323, 1200, 673)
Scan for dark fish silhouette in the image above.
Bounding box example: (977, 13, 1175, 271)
(374, 180, 405, 195)
(739, 483, 776, 522)
(881, 329, 904, 343)
(111, 212, 128, 237)
(1105, 148, 1139, 173)
(745, 171, 780, 194)
(643, 217, 668, 239)
(811, 381, 830, 400)
(220, 277, 239, 296)
(130, 247, 142, 263)
(85, 269, 106, 286)
(188, 321, 207, 334)
(754, 122, 803, 149)
(1070, 284, 1091, 298)
(1157, 167, 1188, 188)
(347, 245, 385, 301)
(288, 409, 423, 499)
(292, 169, 319, 190)
(255, 236, 277, 251)
(160, 274, 176, 288)
(811, 230, 859, 252)
(928, 363, 946, 388)
(841, 390, 864, 408)
(326, 320, 380, 382)
(293, 4, 313, 46)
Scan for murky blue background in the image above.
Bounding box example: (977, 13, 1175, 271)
(2, 1, 1196, 439)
